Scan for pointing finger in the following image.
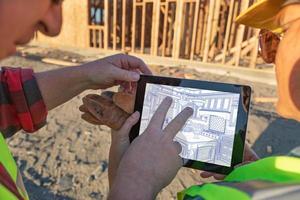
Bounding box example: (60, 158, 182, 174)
(147, 97, 173, 131)
(116, 111, 140, 138)
(163, 107, 193, 140)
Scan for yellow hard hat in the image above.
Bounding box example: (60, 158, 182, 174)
(236, 0, 295, 33)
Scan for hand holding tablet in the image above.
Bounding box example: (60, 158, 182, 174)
(130, 75, 251, 174)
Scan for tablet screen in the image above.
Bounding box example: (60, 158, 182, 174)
(139, 83, 240, 167)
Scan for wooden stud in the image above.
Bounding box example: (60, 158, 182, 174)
(221, 0, 235, 64)
(215, 36, 256, 61)
(162, 1, 169, 56)
(151, 0, 160, 55)
(229, 0, 239, 48)
(185, 2, 194, 57)
(172, 0, 184, 58)
(122, 0, 127, 51)
(217, 2, 226, 50)
(190, 0, 200, 60)
(203, 0, 215, 63)
(194, 0, 204, 56)
(140, 1, 146, 53)
(210, 0, 221, 45)
(104, 0, 109, 50)
(250, 29, 260, 68)
(234, 0, 250, 67)
(91, 29, 95, 48)
(180, 2, 188, 57)
(200, 1, 209, 56)
(131, 0, 136, 52)
(208, 0, 221, 59)
(167, 2, 176, 56)
(113, 0, 117, 50)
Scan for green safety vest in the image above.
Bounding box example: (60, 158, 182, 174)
(178, 156, 300, 200)
(0, 133, 29, 200)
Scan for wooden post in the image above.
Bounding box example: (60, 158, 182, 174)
(221, 0, 234, 64)
(234, 0, 249, 67)
(250, 29, 260, 68)
(200, 2, 209, 56)
(208, 0, 221, 59)
(167, 2, 176, 56)
(203, 0, 215, 63)
(113, 0, 118, 50)
(229, 0, 239, 48)
(172, 0, 184, 58)
(93, 29, 97, 48)
(162, 1, 169, 56)
(195, 1, 204, 56)
(151, 0, 160, 56)
(190, 0, 200, 60)
(104, 0, 109, 50)
(122, 0, 127, 51)
(180, 2, 188, 57)
(131, 0, 137, 52)
(217, 2, 226, 50)
(185, 2, 194, 57)
(210, 0, 221, 45)
(140, 1, 146, 53)
(99, 28, 103, 48)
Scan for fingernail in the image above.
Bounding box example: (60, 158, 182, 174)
(165, 96, 172, 103)
(132, 73, 140, 80)
(186, 107, 194, 113)
(133, 111, 140, 118)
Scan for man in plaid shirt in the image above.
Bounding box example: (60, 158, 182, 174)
(0, 0, 152, 199)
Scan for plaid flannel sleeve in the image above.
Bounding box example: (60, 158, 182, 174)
(0, 67, 47, 138)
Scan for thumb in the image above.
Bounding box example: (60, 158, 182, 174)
(111, 67, 140, 82)
(112, 111, 140, 143)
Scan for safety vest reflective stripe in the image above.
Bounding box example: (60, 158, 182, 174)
(178, 156, 300, 200)
(0, 133, 29, 200)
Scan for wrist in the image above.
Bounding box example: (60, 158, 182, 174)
(109, 170, 157, 200)
(77, 64, 95, 90)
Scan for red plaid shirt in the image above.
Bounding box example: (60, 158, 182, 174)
(0, 67, 47, 138)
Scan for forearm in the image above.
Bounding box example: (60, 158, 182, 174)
(35, 65, 91, 110)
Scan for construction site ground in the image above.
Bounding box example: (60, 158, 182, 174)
(1, 44, 300, 200)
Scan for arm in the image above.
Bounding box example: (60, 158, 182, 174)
(35, 65, 90, 110)
(0, 54, 150, 137)
(108, 97, 193, 199)
(36, 54, 151, 111)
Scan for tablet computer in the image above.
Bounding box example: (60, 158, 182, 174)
(130, 75, 251, 174)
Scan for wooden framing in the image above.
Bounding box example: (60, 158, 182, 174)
(84, 0, 261, 69)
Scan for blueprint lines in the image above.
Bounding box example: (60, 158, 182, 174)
(139, 83, 240, 167)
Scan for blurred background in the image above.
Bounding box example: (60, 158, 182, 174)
(2, 0, 300, 199)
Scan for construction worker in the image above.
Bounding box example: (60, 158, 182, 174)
(0, 1, 153, 199)
(108, 0, 300, 199)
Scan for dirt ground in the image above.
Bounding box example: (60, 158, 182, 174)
(1, 46, 300, 200)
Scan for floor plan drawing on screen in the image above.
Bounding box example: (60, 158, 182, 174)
(139, 83, 240, 167)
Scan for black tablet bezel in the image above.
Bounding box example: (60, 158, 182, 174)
(130, 75, 251, 175)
